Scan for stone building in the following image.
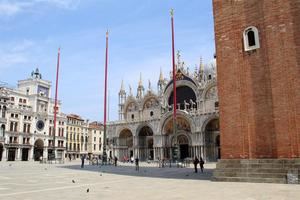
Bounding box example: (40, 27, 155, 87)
(0, 69, 66, 161)
(107, 54, 219, 162)
(88, 121, 104, 158)
(66, 114, 89, 160)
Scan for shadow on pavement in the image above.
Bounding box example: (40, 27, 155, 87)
(57, 163, 214, 181)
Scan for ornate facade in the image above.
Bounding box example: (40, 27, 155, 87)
(107, 54, 220, 162)
(0, 69, 66, 161)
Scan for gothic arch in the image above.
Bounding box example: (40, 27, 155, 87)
(118, 128, 133, 148)
(136, 122, 155, 136)
(141, 95, 160, 110)
(160, 110, 196, 135)
(164, 79, 201, 107)
(34, 138, 44, 161)
(201, 114, 219, 133)
(124, 97, 139, 114)
(201, 81, 217, 101)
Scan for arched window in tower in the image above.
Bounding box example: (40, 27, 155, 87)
(243, 26, 260, 51)
(247, 30, 255, 46)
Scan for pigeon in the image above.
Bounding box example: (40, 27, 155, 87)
(72, 180, 75, 183)
(87, 189, 89, 193)
(99, 174, 102, 176)
(9, 164, 12, 167)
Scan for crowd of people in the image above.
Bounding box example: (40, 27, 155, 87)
(74, 154, 205, 174)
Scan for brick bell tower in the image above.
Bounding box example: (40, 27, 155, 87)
(212, 0, 300, 183)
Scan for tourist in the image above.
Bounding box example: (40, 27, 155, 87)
(81, 155, 85, 168)
(135, 157, 139, 171)
(193, 156, 199, 173)
(199, 157, 204, 173)
(131, 156, 134, 164)
(114, 156, 118, 167)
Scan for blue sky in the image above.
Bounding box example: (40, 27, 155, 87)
(0, 0, 215, 121)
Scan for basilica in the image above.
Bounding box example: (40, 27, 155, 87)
(107, 53, 220, 162)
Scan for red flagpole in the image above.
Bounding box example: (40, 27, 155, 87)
(53, 48, 60, 156)
(171, 9, 177, 129)
(103, 31, 109, 160)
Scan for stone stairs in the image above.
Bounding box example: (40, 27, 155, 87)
(212, 159, 300, 184)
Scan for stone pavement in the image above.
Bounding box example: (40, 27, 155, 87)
(0, 161, 299, 200)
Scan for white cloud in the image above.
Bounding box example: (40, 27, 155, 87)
(0, 39, 35, 69)
(0, 0, 81, 17)
(33, 0, 81, 9)
(0, 1, 23, 16)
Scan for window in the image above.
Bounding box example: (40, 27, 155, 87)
(94, 137, 96, 142)
(243, 26, 260, 51)
(150, 111, 154, 117)
(23, 124, 27, 133)
(131, 114, 134, 120)
(94, 144, 96, 151)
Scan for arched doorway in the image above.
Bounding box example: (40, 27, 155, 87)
(137, 126, 153, 161)
(163, 115, 191, 160)
(204, 118, 220, 161)
(119, 129, 133, 160)
(0, 143, 3, 161)
(34, 139, 44, 161)
(171, 134, 190, 160)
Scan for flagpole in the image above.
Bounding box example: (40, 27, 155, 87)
(171, 9, 177, 161)
(103, 31, 109, 164)
(53, 47, 60, 161)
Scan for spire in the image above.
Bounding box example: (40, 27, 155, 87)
(159, 68, 164, 81)
(137, 73, 144, 99)
(119, 80, 125, 94)
(148, 79, 152, 91)
(198, 56, 205, 82)
(129, 85, 132, 96)
(138, 72, 143, 87)
(199, 56, 204, 73)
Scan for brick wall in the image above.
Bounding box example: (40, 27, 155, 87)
(213, 0, 300, 159)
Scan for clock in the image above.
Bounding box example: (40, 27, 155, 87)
(36, 120, 45, 131)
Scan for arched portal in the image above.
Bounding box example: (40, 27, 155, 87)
(34, 139, 44, 161)
(118, 129, 133, 161)
(137, 126, 153, 161)
(164, 116, 191, 135)
(204, 118, 220, 161)
(171, 134, 190, 160)
(162, 115, 191, 160)
(0, 143, 3, 161)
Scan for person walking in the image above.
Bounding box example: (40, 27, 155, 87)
(135, 157, 139, 171)
(81, 155, 85, 168)
(199, 157, 205, 173)
(114, 156, 118, 167)
(193, 156, 199, 173)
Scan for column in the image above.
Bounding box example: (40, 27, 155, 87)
(3, 147, 7, 161)
(17, 148, 21, 161)
(29, 148, 34, 161)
